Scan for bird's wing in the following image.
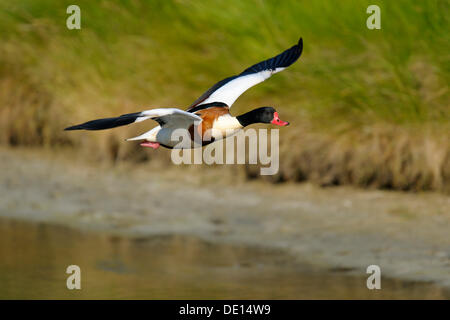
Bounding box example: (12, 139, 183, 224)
(188, 37, 303, 111)
(64, 108, 202, 131)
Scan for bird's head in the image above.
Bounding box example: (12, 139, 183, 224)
(237, 107, 289, 127)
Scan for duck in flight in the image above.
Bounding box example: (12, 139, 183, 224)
(65, 37, 303, 149)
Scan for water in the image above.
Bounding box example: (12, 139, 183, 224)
(0, 218, 447, 299)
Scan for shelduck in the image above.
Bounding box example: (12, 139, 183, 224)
(65, 37, 303, 149)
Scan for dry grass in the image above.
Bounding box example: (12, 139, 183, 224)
(275, 125, 450, 192)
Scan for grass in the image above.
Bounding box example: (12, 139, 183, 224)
(0, 0, 449, 191)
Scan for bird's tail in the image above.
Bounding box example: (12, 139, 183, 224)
(126, 127, 159, 141)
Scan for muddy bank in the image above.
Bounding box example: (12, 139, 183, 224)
(1, 147, 449, 291)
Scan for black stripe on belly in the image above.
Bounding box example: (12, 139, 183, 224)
(187, 102, 228, 113)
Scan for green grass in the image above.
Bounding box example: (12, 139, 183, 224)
(0, 0, 449, 191)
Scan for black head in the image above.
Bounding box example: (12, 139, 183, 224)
(236, 107, 289, 127)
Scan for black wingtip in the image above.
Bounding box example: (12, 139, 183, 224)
(296, 37, 303, 56)
(64, 125, 82, 131)
(63, 112, 142, 131)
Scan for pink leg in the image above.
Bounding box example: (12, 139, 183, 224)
(140, 141, 160, 149)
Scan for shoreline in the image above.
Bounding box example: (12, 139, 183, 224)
(1, 147, 449, 291)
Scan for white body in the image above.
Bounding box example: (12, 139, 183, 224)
(127, 113, 243, 149)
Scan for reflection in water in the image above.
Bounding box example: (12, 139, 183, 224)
(0, 218, 448, 299)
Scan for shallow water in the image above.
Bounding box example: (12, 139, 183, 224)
(0, 218, 447, 299)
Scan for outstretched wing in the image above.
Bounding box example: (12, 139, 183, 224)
(64, 108, 202, 131)
(188, 37, 303, 111)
